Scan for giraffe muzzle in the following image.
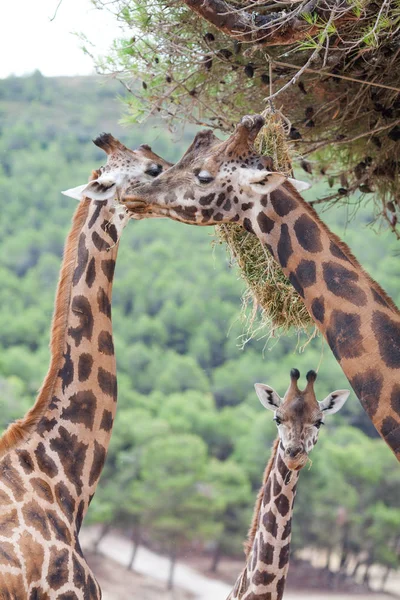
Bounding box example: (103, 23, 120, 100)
(122, 197, 150, 213)
(285, 446, 308, 471)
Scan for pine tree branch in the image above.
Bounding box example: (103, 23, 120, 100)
(181, 0, 318, 45)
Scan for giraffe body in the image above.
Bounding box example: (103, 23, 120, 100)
(120, 116, 400, 460)
(228, 369, 348, 600)
(0, 136, 170, 598)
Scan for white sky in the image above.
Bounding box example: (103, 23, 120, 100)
(0, 0, 122, 77)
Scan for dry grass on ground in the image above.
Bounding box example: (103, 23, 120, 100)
(180, 553, 393, 598)
(86, 551, 193, 600)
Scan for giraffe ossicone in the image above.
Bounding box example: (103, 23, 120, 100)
(0, 134, 170, 598)
(118, 115, 400, 461)
(227, 369, 349, 600)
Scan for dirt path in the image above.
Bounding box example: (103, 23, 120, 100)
(81, 527, 394, 600)
(86, 551, 192, 600)
(81, 527, 231, 600)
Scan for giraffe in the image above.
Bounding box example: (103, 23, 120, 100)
(0, 134, 171, 598)
(118, 114, 400, 461)
(227, 368, 349, 600)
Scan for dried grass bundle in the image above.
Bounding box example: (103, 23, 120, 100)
(216, 110, 315, 341)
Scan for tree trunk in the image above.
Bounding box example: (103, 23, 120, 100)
(210, 542, 222, 573)
(350, 556, 362, 579)
(325, 546, 333, 571)
(380, 565, 391, 591)
(127, 526, 141, 571)
(363, 560, 373, 588)
(92, 522, 111, 554)
(167, 548, 177, 591)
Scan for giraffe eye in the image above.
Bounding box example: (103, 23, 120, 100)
(196, 170, 214, 184)
(314, 420, 324, 429)
(273, 416, 282, 426)
(145, 164, 163, 177)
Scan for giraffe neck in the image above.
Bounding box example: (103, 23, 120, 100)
(244, 185, 400, 460)
(228, 441, 299, 600)
(0, 197, 127, 519)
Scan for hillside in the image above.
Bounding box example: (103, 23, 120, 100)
(0, 72, 398, 583)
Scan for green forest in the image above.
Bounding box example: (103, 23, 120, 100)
(0, 72, 399, 585)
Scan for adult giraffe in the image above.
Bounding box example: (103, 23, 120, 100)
(0, 134, 170, 598)
(228, 368, 349, 600)
(119, 115, 400, 461)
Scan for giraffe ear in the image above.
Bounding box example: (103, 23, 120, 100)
(62, 176, 117, 201)
(287, 178, 311, 192)
(319, 390, 350, 415)
(61, 183, 89, 201)
(254, 383, 282, 411)
(239, 169, 286, 195)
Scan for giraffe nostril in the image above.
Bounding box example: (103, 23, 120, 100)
(286, 446, 302, 459)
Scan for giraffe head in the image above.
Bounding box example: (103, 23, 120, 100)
(120, 115, 309, 224)
(255, 369, 349, 470)
(62, 133, 172, 207)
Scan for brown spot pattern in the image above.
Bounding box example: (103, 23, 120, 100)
(0, 455, 26, 500)
(98, 367, 117, 400)
(22, 500, 51, 540)
(68, 295, 94, 346)
(323, 262, 367, 306)
(98, 330, 114, 355)
(20, 531, 45, 584)
(262, 509, 278, 538)
(100, 409, 113, 432)
(78, 353, 93, 382)
(89, 440, 107, 486)
(16, 450, 34, 474)
(47, 510, 72, 545)
(294, 214, 323, 253)
(97, 287, 111, 318)
(34, 443, 58, 478)
(50, 427, 88, 495)
(61, 390, 97, 430)
(326, 310, 365, 361)
(270, 189, 297, 216)
(47, 546, 69, 590)
(55, 482, 76, 523)
(101, 259, 116, 282)
(391, 384, 400, 418)
(30, 477, 54, 503)
(372, 311, 400, 369)
(277, 224, 293, 268)
(0, 508, 17, 537)
(351, 370, 383, 419)
(85, 257, 96, 288)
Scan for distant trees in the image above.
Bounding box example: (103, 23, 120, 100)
(0, 74, 399, 588)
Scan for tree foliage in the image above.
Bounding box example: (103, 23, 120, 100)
(90, 0, 400, 238)
(0, 73, 398, 583)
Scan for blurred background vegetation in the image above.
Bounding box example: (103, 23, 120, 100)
(0, 72, 399, 590)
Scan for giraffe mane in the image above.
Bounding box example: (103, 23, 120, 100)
(0, 178, 96, 457)
(244, 436, 280, 557)
(284, 181, 400, 315)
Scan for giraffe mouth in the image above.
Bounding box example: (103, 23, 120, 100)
(123, 197, 150, 213)
(286, 453, 308, 471)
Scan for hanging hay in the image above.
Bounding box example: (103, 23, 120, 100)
(216, 110, 315, 341)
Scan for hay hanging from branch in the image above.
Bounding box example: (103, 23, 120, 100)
(216, 110, 315, 340)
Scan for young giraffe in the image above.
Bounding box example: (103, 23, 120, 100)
(120, 115, 400, 461)
(0, 135, 171, 598)
(227, 369, 349, 600)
